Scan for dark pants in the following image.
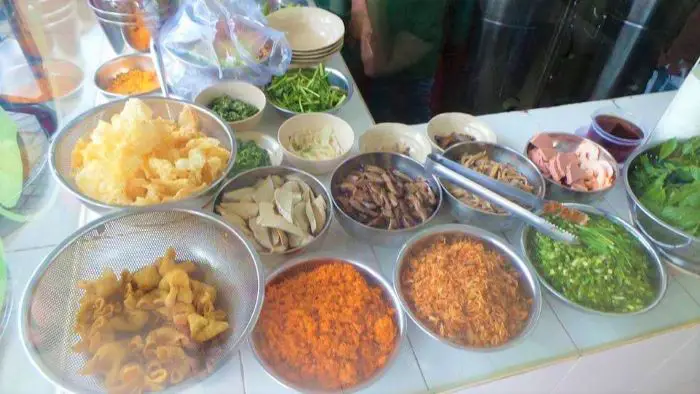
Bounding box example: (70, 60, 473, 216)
(366, 76, 434, 124)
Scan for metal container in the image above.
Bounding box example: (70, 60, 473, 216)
(88, 0, 177, 54)
(520, 203, 668, 315)
(19, 208, 265, 393)
(267, 67, 353, 118)
(330, 152, 443, 247)
(250, 255, 406, 393)
(524, 132, 619, 203)
(440, 142, 545, 232)
(212, 166, 333, 257)
(50, 96, 236, 213)
(94, 53, 160, 100)
(394, 223, 542, 351)
(624, 139, 700, 275)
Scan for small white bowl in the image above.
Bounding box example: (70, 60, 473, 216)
(235, 131, 283, 166)
(427, 112, 497, 152)
(359, 123, 432, 163)
(194, 81, 266, 131)
(278, 113, 354, 175)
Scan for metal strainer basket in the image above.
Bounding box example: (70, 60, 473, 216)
(49, 96, 236, 213)
(19, 208, 264, 393)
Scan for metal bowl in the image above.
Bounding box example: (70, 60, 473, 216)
(19, 208, 265, 393)
(330, 152, 443, 247)
(394, 224, 542, 351)
(624, 138, 700, 275)
(441, 142, 546, 232)
(520, 203, 667, 315)
(94, 53, 160, 100)
(266, 67, 353, 118)
(250, 255, 406, 393)
(212, 166, 333, 256)
(525, 133, 618, 203)
(50, 96, 236, 213)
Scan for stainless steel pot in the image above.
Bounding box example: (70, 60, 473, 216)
(624, 138, 700, 275)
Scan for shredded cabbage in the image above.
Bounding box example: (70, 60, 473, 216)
(289, 127, 342, 160)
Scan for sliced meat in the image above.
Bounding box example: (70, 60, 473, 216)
(530, 133, 555, 150)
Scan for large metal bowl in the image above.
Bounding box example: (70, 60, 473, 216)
(524, 133, 618, 203)
(50, 96, 236, 213)
(394, 224, 542, 351)
(94, 53, 160, 100)
(250, 255, 406, 393)
(330, 152, 443, 247)
(19, 208, 264, 393)
(624, 138, 700, 275)
(212, 166, 333, 257)
(520, 203, 668, 315)
(266, 67, 353, 118)
(441, 142, 546, 232)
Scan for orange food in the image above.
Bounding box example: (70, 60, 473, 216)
(254, 261, 397, 390)
(401, 236, 531, 347)
(107, 69, 159, 95)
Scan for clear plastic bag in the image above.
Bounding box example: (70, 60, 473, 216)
(159, 0, 292, 99)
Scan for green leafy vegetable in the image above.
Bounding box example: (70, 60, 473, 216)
(231, 139, 271, 176)
(208, 96, 259, 122)
(630, 136, 700, 236)
(0, 108, 22, 210)
(530, 215, 656, 313)
(266, 64, 347, 113)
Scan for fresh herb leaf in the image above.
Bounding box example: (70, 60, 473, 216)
(530, 215, 656, 313)
(208, 96, 259, 122)
(231, 139, 271, 175)
(266, 64, 347, 113)
(659, 138, 678, 160)
(631, 136, 700, 237)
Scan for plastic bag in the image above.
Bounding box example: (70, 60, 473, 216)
(159, 0, 292, 99)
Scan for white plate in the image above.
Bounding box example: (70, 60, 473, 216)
(359, 123, 432, 163)
(235, 131, 283, 167)
(267, 7, 345, 52)
(427, 112, 497, 152)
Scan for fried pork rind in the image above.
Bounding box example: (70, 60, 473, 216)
(70, 99, 231, 206)
(72, 248, 230, 393)
(187, 313, 229, 343)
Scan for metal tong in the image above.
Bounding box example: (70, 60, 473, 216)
(426, 153, 578, 244)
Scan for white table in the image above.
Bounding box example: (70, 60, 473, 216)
(2, 24, 700, 394)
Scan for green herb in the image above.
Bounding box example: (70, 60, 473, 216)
(630, 137, 700, 236)
(530, 215, 656, 313)
(266, 64, 347, 113)
(231, 139, 271, 175)
(0, 108, 22, 211)
(208, 96, 259, 122)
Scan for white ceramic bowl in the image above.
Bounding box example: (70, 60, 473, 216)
(359, 123, 432, 163)
(235, 131, 283, 166)
(194, 81, 266, 131)
(427, 112, 497, 152)
(267, 7, 344, 52)
(278, 113, 355, 175)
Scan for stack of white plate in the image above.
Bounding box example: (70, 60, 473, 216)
(267, 7, 345, 67)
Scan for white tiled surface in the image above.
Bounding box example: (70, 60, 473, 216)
(0, 247, 60, 394)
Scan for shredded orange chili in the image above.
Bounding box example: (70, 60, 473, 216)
(107, 69, 159, 95)
(401, 236, 531, 347)
(254, 261, 397, 390)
